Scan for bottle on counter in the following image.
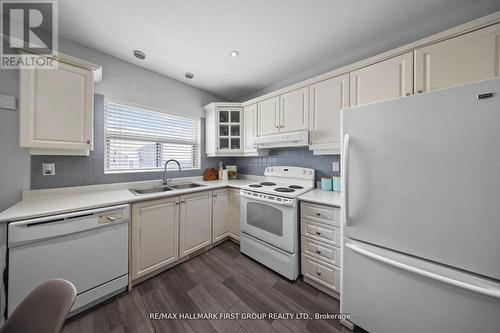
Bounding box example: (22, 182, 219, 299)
(218, 162, 224, 181)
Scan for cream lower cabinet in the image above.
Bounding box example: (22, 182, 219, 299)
(19, 60, 95, 155)
(227, 189, 241, 239)
(131, 188, 242, 282)
(179, 191, 213, 258)
(415, 23, 500, 93)
(300, 201, 341, 299)
(349, 52, 414, 107)
(212, 188, 240, 242)
(309, 74, 349, 154)
(131, 197, 179, 281)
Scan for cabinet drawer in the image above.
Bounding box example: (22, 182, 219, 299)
(301, 219, 340, 247)
(301, 202, 339, 226)
(301, 237, 340, 267)
(301, 254, 340, 292)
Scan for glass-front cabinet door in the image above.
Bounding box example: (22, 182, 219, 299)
(217, 107, 242, 152)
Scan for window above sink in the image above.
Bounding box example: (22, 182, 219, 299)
(104, 100, 201, 174)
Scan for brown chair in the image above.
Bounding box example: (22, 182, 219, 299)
(0, 279, 77, 333)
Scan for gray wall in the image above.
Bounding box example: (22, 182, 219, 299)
(31, 95, 233, 189)
(0, 69, 30, 212)
(59, 38, 222, 119)
(0, 37, 225, 208)
(2, 37, 339, 194)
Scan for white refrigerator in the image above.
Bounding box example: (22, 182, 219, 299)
(340, 78, 500, 333)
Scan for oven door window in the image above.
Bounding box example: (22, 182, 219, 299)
(247, 202, 283, 236)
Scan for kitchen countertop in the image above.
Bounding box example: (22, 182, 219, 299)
(0, 177, 260, 223)
(298, 189, 341, 207)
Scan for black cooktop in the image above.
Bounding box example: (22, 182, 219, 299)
(275, 187, 295, 193)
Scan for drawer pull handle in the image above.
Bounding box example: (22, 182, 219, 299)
(315, 231, 321, 235)
(316, 250, 321, 254)
(316, 271, 322, 276)
(315, 213, 321, 216)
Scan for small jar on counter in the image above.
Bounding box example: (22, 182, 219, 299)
(226, 165, 237, 179)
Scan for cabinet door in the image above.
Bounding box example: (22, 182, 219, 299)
(309, 74, 349, 151)
(257, 96, 280, 136)
(217, 107, 242, 152)
(415, 23, 500, 93)
(350, 52, 414, 106)
(243, 104, 257, 152)
(131, 197, 179, 280)
(212, 189, 230, 243)
(279, 87, 309, 133)
(19, 61, 94, 150)
(179, 191, 212, 257)
(227, 188, 241, 240)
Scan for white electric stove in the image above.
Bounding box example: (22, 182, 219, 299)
(240, 166, 315, 280)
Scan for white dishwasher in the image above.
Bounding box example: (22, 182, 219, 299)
(7, 204, 129, 316)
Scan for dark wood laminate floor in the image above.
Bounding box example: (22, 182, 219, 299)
(63, 241, 368, 333)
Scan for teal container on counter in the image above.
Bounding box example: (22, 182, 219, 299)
(321, 177, 333, 191)
(332, 176, 341, 192)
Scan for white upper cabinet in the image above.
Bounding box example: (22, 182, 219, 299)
(243, 104, 258, 153)
(415, 23, 500, 93)
(204, 103, 243, 156)
(279, 87, 309, 133)
(349, 52, 414, 107)
(131, 197, 179, 281)
(19, 60, 97, 155)
(205, 102, 268, 156)
(309, 74, 349, 154)
(257, 96, 280, 136)
(218, 107, 242, 152)
(179, 191, 212, 258)
(257, 88, 309, 137)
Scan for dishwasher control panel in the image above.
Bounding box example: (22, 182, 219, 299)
(98, 210, 124, 224)
(8, 204, 130, 247)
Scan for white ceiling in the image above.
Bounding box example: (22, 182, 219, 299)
(58, 0, 500, 101)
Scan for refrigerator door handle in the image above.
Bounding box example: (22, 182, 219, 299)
(342, 134, 350, 226)
(345, 242, 500, 299)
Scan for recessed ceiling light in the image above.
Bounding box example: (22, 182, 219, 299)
(133, 50, 146, 60)
(185, 72, 194, 79)
(229, 50, 240, 58)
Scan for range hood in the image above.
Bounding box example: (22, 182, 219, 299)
(254, 130, 309, 149)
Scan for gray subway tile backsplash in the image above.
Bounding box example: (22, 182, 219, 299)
(31, 94, 339, 189)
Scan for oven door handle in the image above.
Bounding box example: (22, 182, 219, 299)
(240, 190, 295, 207)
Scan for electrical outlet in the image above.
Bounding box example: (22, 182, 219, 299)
(42, 163, 55, 176)
(332, 162, 340, 172)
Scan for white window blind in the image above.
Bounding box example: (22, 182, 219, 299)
(104, 101, 200, 173)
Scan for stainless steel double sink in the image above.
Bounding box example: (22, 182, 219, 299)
(129, 182, 206, 196)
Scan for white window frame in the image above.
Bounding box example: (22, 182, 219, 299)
(103, 98, 201, 174)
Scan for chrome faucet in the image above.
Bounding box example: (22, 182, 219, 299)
(163, 159, 182, 185)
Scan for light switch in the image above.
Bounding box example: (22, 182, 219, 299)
(0, 94, 16, 111)
(42, 163, 55, 176)
(332, 162, 340, 172)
